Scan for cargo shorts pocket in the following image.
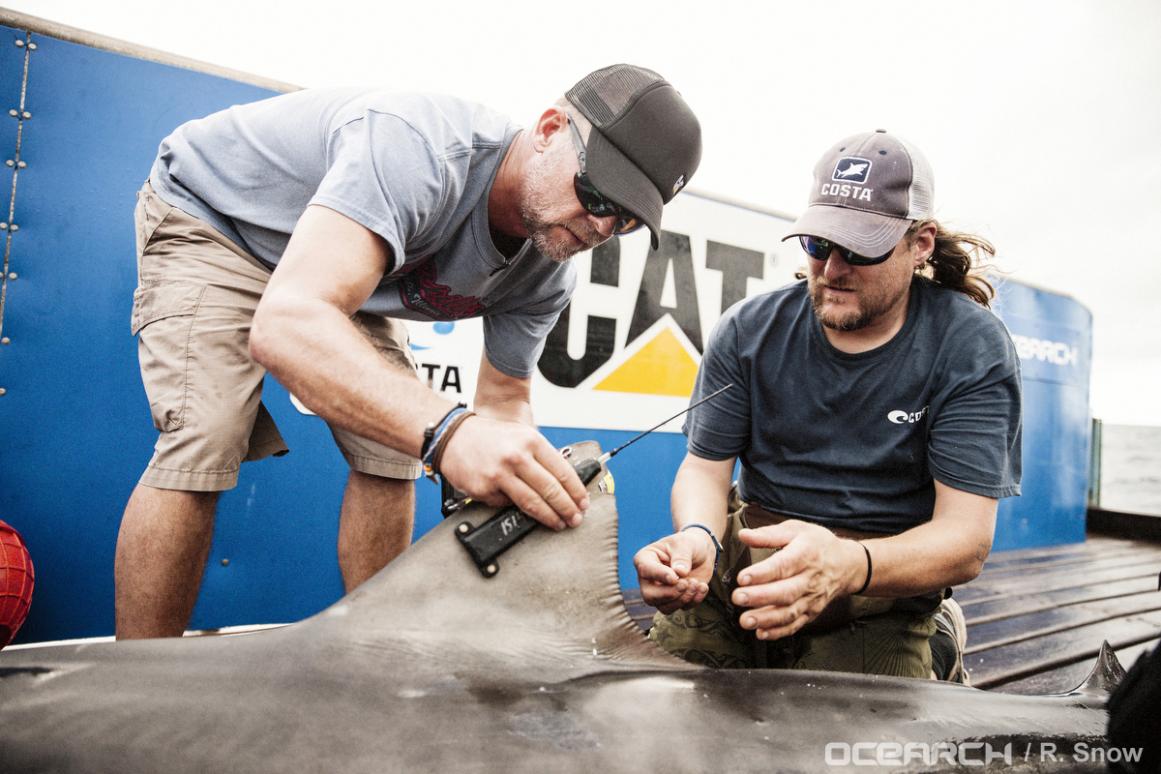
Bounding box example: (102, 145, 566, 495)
(131, 282, 207, 433)
(134, 184, 176, 258)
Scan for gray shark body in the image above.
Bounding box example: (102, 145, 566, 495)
(0, 444, 1115, 772)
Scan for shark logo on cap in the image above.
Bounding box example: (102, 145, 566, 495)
(673, 174, 685, 195)
(832, 157, 872, 185)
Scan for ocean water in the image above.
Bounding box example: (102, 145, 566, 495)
(1098, 424, 1161, 516)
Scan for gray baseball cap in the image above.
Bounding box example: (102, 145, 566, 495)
(782, 129, 934, 257)
(567, 64, 702, 249)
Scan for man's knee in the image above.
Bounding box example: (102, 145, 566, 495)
(121, 485, 220, 533)
(791, 611, 935, 678)
(343, 470, 416, 504)
(339, 473, 414, 535)
(648, 594, 753, 669)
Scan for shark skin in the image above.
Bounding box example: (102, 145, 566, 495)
(0, 443, 1114, 773)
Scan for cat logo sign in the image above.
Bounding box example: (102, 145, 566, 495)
(532, 191, 799, 432)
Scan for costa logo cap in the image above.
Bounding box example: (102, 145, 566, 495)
(782, 129, 934, 257)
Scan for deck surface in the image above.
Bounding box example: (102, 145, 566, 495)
(623, 534, 1161, 694)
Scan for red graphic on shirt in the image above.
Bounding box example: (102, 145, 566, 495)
(397, 260, 485, 320)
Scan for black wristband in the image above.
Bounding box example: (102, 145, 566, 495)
(854, 542, 873, 595)
(681, 523, 722, 572)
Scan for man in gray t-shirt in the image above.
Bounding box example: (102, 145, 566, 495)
(117, 65, 702, 639)
(634, 130, 1021, 681)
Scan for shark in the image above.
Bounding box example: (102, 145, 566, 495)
(0, 443, 1121, 772)
(835, 161, 870, 179)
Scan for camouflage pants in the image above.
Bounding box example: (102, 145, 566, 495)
(649, 505, 937, 677)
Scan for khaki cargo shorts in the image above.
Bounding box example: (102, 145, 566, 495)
(132, 182, 423, 491)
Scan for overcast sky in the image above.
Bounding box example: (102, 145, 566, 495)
(11, 0, 1161, 425)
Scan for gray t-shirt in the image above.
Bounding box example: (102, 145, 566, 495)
(683, 278, 1022, 534)
(149, 88, 576, 377)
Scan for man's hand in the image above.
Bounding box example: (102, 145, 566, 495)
(437, 415, 589, 531)
(730, 520, 866, 641)
(633, 528, 717, 614)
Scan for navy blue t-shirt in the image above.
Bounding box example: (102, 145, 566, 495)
(683, 277, 1022, 535)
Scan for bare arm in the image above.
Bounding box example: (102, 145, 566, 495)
(472, 354, 535, 426)
(732, 480, 998, 640)
(251, 204, 446, 454)
(633, 452, 735, 613)
(250, 205, 588, 528)
(844, 480, 997, 595)
(670, 452, 735, 537)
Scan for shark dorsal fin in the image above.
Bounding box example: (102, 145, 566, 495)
(1065, 640, 1127, 698)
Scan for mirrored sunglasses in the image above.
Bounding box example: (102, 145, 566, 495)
(799, 235, 894, 266)
(567, 117, 643, 236)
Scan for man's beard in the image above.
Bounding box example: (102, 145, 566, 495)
(809, 277, 909, 332)
(525, 221, 584, 263)
(520, 166, 601, 263)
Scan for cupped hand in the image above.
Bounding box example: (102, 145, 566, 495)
(634, 528, 718, 614)
(729, 520, 865, 640)
(438, 415, 590, 530)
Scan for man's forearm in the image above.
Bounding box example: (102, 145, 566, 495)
(251, 296, 449, 456)
(851, 481, 997, 598)
(856, 521, 992, 598)
(471, 354, 537, 426)
(474, 396, 535, 426)
(670, 456, 733, 538)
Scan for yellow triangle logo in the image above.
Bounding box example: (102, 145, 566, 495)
(593, 328, 699, 396)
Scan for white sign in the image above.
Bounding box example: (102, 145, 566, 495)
(408, 191, 799, 433)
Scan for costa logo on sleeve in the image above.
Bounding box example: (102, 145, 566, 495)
(832, 157, 872, 184)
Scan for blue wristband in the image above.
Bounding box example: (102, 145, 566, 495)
(421, 403, 467, 481)
(680, 523, 722, 572)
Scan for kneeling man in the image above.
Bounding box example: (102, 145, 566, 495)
(635, 130, 1021, 681)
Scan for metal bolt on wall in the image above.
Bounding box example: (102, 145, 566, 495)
(1, 29, 34, 346)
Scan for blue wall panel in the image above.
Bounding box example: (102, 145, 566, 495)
(992, 280, 1093, 549)
(0, 28, 291, 641)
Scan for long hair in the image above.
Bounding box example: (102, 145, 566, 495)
(909, 220, 996, 308)
(793, 220, 997, 308)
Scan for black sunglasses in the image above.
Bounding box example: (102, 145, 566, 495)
(566, 116, 643, 236)
(799, 235, 894, 266)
